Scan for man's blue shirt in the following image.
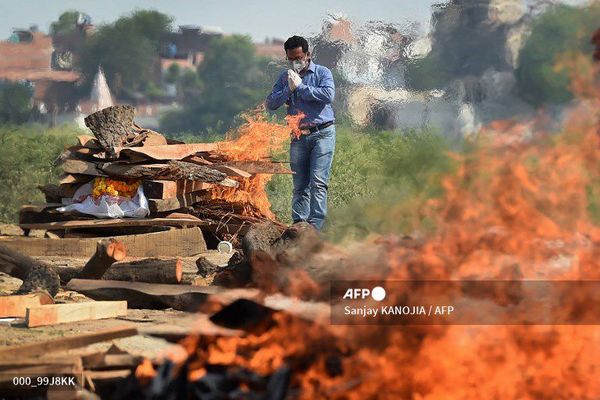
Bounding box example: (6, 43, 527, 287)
(265, 61, 335, 127)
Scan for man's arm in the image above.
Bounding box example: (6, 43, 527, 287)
(296, 67, 335, 104)
(265, 72, 291, 110)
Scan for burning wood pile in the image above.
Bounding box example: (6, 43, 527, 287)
(28, 105, 292, 242)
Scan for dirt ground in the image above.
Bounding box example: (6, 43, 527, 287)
(0, 250, 234, 359)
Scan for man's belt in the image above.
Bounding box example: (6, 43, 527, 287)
(300, 121, 335, 135)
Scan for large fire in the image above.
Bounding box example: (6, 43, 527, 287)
(134, 56, 600, 398)
(209, 108, 304, 220)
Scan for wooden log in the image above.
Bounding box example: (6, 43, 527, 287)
(0, 243, 60, 296)
(20, 217, 208, 231)
(215, 161, 293, 174)
(142, 180, 214, 199)
(148, 192, 211, 213)
(0, 326, 138, 359)
(116, 143, 218, 160)
(99, 161, 238, 188)
(82, 353, 142, 370)
(25, 301, 128, 327)
(102, 258, 183, 284)
(84, 105, 140, 157)
(61, 159, 104, 176)
(66, 279, 260, 311)
(0, 292, 54, 318)
(77, 239, 127, 280)
(0, 227, 206, 258)
(209, 164, 252, 178)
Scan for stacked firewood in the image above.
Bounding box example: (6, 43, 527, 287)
(26, 105, 290, 240)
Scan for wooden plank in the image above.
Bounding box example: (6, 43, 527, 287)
(216, 161, 293, 174)
(77, 135, 98, 148)
(85, 369, 131, 381)
(0, 293, 54, 318)
(210, 164, 252, 178)
(116, 143, 218, 160)
(25, 301, 128, 327)
(66, 279, 261, 311)
(148, 191, 211, 213)
(142, 180, 214, 199)
(141, 131, 168, 146)
(20, 218, 208, 231)
(0, 326, 138, 359)
(0, 227, 206, 258)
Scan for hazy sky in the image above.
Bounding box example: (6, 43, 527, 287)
(1, 0, 589, 42)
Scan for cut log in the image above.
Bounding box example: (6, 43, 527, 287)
(0, 292, 54, 318)
(84, 105, 141, 157)
(0, 326, 138, 359)
(25, 301, 128, 327)
(0, 243, 60, 296)
(20, 217, 208, 231)
(82, 353, 142, 370)
(77, 239, 127, 280)
(0, 227, 206, 258)
(61, 159, 104, 176)
(98, 161, 238, 188)
(116, 143, 218, 160)
(148, 192, 211, 213)
(196, 256, 222, 276)
(66, 279, 260, 311)
(102, 258, 183, 284)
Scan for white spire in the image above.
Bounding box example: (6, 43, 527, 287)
(90, 66, 114, 112)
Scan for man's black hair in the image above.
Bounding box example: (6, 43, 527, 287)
(284, 35, 309, 53)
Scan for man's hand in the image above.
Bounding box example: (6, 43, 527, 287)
(287, 69, 302, 92)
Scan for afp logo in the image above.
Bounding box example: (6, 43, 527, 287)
(342, 286, 386, 301)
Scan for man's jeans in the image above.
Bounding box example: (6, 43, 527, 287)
(290, 124, 336, 230)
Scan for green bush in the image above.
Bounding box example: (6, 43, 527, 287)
(0, 124, 81, 223)
(516, 3, 600, 106)
(266, 126, 455, 240)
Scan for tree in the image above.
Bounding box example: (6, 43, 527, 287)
(164, 63, 181, 84)
(516, 3, 600, 106)
(78, 10, 173, 98)
(160, 35, 274, 134)
(50, 10, 80, 36)
(0, 81, 34, 124)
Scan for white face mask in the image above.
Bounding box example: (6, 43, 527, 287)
(290, 59, 308, 73)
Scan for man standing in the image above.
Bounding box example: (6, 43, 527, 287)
(266, 35, 336, 231)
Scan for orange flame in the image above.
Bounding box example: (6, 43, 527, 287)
(144, 54, 600, 398)
(210, 109, 304, 219)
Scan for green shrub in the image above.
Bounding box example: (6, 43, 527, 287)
(0, 124, 82, 222)
(266, 126, 455, 241)
(516, 3, 600, 106)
